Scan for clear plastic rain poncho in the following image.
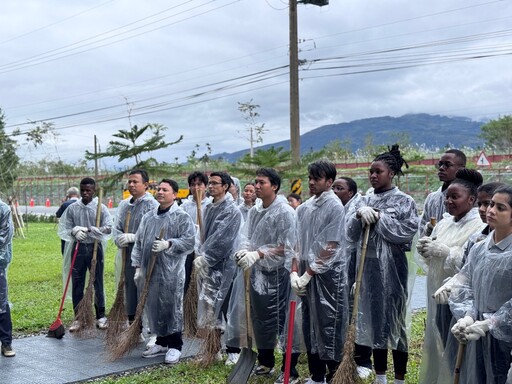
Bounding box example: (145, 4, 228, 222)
(112, 192, 159, 312)
(297, 189, 349, 361)
(420, 186, 447, 237)
(130, 204, 195, 336)
(180, 195, 212, 225)
(58, 197, 113, 295)
(449, 233, 512, 383)
(196, 194, 242, 328)
(226, 195, 299, 351)
(418, 208, 484, 384)
(0, 201, 13, 315)
(345, 187, 419, 352)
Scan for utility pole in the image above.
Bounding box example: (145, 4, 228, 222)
(94, 135, 99, 180)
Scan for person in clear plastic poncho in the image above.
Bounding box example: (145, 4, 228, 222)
(449, 185, 512, 384)
(346, 145, 419, 384)
(131, 179, 195, 363)
(419, 149, 466, 237)
(238, 182, 256, 221)
(228, 168, 299, 382)
(58, 177, 113, 331)
(416, 169, 485, 384)
(193, 172, 242, 356)
(291, 161, 349, 384)
(113, 170, 159, 326)
(0, 199, 15, 357)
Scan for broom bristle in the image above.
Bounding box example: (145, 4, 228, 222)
(104, 283, 127, 349)
(196, 327, 221, 368)
(73, 286, 96, 338)
(183, 269, 198, 337)
(331, 325, 363, 384)
(107, 316, 143, 361)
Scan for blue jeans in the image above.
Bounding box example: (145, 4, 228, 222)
(0, 268, 12, 346)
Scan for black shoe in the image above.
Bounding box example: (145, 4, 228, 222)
(1, 344, 16, 357)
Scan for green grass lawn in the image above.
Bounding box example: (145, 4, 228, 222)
(9, 222, 425, 383)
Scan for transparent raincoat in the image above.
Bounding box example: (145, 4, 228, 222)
(420, 187, 447, 237)
(130, 204, 195, 336)
(0, 201, 13, 315)
(180, 195, 212, 224)
(297, 190, 349, 361)
(418, 208, 484, 384)
(196, 194, 242, 328)
(346, 187, 419, 352)
(449, 233, 512, 384)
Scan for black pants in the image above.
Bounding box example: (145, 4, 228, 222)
(72, 242, 105, 319)
(183, 252, 194, 296)
(435, 303, 453, 348)
(307, 351, 340, 382)
(0, 302, 12, 346)
(280, 352, 301, 378)
(123, 246, 138, 318)
(156, 332, 183, 351)
(355, 345, 408, 376)
(355, 343, 372, 369)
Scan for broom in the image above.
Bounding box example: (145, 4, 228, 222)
(331, 224, 371, 384)
(108, 228, 165, 361)
(47, 242, 80, 339)
(105, 211, 132, 349)
(183, 189, 202, 337)
(73, 188, 104, 338)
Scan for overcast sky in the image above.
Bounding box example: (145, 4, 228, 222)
(1, 0, 511, 169)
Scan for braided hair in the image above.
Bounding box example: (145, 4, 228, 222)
(373, 144, 409, 177)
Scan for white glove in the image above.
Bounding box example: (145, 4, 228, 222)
(72, 226, 88, 236)
(152, 239, 170, 253)
(357, 207, 379, 226)
(451, 315, 474, 343)
(234, 249, 248, 262)
(297, 271, 313, 291)
(134, 267, 142, 284)
(290, 271, 305, 296)
(117, 233, 136, 247)
(74, 230, 87, 242)
(350, 282, 357, 298)
(422, 240, 450, 259)
(465, 319, 490, 341)
(416, 237, 432, 256)
(434, 282, 452, 304)
(423, 222, 434, 237)
(194, 255, 208, 279)
(88, 226, 104, 237)
(236, 250, 259, 271)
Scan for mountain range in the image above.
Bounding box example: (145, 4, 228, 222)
(213, 113, 486, 162)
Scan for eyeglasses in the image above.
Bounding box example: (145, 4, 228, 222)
(208, 181, 222, 186)
(435, 161, 460, 169)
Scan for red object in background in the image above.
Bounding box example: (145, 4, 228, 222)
(29, 198, 35, 207)
(108, 198, 113, 209)
(45, 198, 50, 207)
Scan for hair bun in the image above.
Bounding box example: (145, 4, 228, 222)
(454, 168, 483, 187)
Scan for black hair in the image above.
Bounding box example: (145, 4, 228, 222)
(373, 144, 409, 177)
(160, 178, 179, 194)
(129, 169, 149, 183)
(308, 160, 337, 182)
(477, 182, 505, 196)
(338, 177, 358, 195)
(492, 185, 512, 206)
(243, 182, 255, 189)
(188, 171, 208, 186)
(287, 193, 302, 203)
(210, 171, 232, 190)
(256, 167, 281, 192)
(445, 149, 467, 166)
(451, 169, 483, 198)
(80, 177, 96, 187)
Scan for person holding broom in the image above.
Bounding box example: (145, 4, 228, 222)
(345, 145, 419, 384)
(0, 198, 15, 357)
(131, 178, 195, 364)
(58, 177, 113, 332)
(291, 160, 349, 384)
(112, 170, 158, 335)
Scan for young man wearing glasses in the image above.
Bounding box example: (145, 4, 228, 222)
(419, 149, 466, 237)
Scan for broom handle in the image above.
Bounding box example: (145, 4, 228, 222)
(57, 242, 80, 318)
(194, 189, 203, 242)
(90, 188, 104, 267)
(283, 300, 297, 384)
(350, 224, 371, 324)
(140, 229, 165, 302)
(118, 211, 132, 287)
(244, 269, 253, 349)
(453, 342, 465, 384)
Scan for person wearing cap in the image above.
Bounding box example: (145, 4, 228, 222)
(56, 187, 80, 255)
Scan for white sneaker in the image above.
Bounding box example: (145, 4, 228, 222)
(164, 348, 181, 364)
(69, 321, 81, 332)
(225, 352, 240, 366)
(96, 317, 108, 329)
(142, 344, 168, 358)
(357, 366, 373, 379)
(304, 378, 326, 384)
(146, 335, 157, 349)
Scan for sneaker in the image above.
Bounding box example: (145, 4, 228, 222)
(146, 335, 157, 349)
(96, 317, 108, 329)
(1, 344, 15, 357)
(275, 372, 300, 384)
(69, 320, 81, 332)
(304, 378, 326, 384)
(254, 365, 275, 376)
(164, 348, 181, 364)
(225, 352, 240, 366)
(357, 366, 373, 379)
(142, 344, 168, 358)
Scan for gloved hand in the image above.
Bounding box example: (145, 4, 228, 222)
(290, 271, 306, 296)
(434, 282, 452, 304)
(152, 239, 170, 253)
(451, 315, 474, 343)
(117, 233, 136, 247)
(72, 226, 88, 236)
(465, 319, 491, 341)
(134, 267, 142, 284)
(357, 207, 379, 226)
(88, 226, 104, 237)
(423, 221, 435, 237)
(297, 271, 313, 291)
(350, 282, 357, 298)
(194, 255, 208, 279)
(74, 230, 87, 242)
(234, 249, 248, 262)
(416, 237, 432, 256)
(421, 240, 450, 259)
(236, 250, 259, 271)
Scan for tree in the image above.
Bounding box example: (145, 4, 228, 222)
(237, 100, 267, 158)
(480, 115, 512, 152)
(0, 108, 19, 192)
(231, 146, 291, 177)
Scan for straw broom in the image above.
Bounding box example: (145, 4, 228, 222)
(73, 188, 104, 338)
(105, 211, 131, 349)
(331, 224, 371, 384)
(183, 189, 202, 337)
(108, 228, 164, 361)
